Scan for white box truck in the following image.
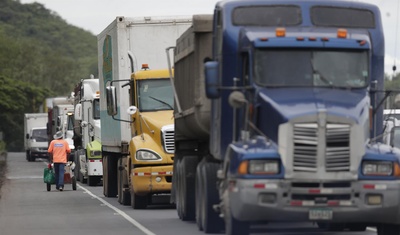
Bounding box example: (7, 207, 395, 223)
(72, 77, 103, 186)
(98, 16, 191, 197)
(24, 113, 48, 162)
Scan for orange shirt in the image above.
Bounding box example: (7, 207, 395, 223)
(48, 139, 71, 163)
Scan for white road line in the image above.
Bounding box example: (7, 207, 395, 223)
(42, 162, 156, 235)
(77, 184, 156, 235)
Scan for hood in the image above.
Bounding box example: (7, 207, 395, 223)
(140, 110, 174, 131)
(256, 87, 369, 142)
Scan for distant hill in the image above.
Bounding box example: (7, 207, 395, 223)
(0, 0, 98, 95)
(0, 0, 98, 151)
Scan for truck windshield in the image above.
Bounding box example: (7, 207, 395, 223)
(137, 79, 174, 111)
(31, 129, 48, 142)
(253, 49, 368, 88)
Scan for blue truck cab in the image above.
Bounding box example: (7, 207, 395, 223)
(204, 0, 400, 234)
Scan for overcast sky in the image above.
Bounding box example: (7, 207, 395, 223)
(19, 0, 400, 75)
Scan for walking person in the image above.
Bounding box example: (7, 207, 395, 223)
(48, 131, 71, 191)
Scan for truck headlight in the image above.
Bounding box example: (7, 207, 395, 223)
(362, 161, 393, 176)
(136, 150, 161, 161)
(238, 160, 279, 175)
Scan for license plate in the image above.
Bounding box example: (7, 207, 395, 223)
(309, 209, 333, 220)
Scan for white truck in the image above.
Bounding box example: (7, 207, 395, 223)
(47, 97, 75, 157)
(98, 16, 191, 197)
(72, 76, 103, 186)
(24, 113, 48, 162)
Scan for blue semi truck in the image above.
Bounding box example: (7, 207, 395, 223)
(170, 1, 400, 235)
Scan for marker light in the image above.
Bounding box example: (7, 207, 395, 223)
(337, 28, 347, 38)
(275, 28, 286, 37)
(142, 64, 149, 70)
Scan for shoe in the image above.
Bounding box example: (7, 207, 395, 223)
(59, 187, 63, 191)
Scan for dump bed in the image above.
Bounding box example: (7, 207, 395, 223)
(173, 15, 213, 141)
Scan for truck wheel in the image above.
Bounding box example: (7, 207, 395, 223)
(130, 187, 148, 209)
(46, 183, 51, 192)
(88, 176, 101, 186)
(177, 156, 198, 221)
(378, 224, 400, 235)
(74, 152, 81, 182)
(72, 176, 77, 190)
(103, 155, 118, 197)
(201, 161, 224, 233)
(195, 160, 205, 231)
(224, 201, 250, 235)
(27, 151, 33, 162)
(118, 158, 131, 205)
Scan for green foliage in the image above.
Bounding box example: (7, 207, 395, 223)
(0, 0, 98, 151)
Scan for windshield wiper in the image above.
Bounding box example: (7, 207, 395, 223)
(149, 96, 174, 110)
(311, 54, 333, 86)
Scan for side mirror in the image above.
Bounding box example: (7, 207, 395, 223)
(57, 116, 61, 127)
(106, 85, 118, 116)
(26, 133, 29, 139)
(205, 61, 220, 99)
(74, 103, 82, 121)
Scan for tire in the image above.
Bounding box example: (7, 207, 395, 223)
(130, 187, 148, 209)
(378, 224, 400, 235)
(46, 183, 51, 191)
(195, 160, 205, 231)
(27, 151, 33, 162)
(177, 156, 198, 221)
(72, 176, 77, 190)
(224, 199, 250, 235)
(103, 155, 118, 197)
(201, 161, 224, 233)
(74, 152, 81, 182)
(118, 158, 131, 205)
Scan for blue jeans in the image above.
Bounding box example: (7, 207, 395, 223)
(54, 163, 65, 189)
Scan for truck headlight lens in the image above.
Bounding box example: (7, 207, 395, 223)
(249, 160, 279, 174)
(238, 160, 279, 175)
(362, 161, 393, 176)
(136, 150, 161, 161)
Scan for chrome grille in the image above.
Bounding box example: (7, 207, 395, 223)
(293, 123, 318, 172)
(326, 124, 350, 171)
(293, 123, 351, 172)
(162, 126, 175, 154)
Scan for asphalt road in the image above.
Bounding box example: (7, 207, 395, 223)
(0, 152, 379, 235)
